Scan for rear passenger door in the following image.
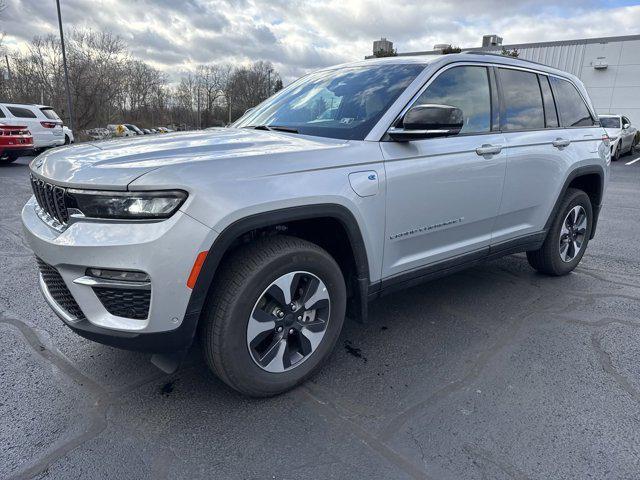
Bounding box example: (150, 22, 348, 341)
(492, 68, 595, 245)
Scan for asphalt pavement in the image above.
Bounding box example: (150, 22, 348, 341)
(1, 152, 640, 479)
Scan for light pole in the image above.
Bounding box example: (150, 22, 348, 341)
(56, 0, 74, 131)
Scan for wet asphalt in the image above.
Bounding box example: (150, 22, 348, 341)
(1, 152, 640, 479)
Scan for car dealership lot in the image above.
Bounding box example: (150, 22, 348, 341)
(2, 155, 640, 480)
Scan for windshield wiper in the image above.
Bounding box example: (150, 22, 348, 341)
(249, 125, 299, 134)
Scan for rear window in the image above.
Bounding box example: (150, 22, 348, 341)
(0, 108, 5, 118)
(498, 68, 545, 130)
(40, 108, 60, 120)
(7, 106, 37, 118)
(550, 77, 595, 127)
(600, 117, 621, 129)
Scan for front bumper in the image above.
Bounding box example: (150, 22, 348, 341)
(22, 196, 216, 352)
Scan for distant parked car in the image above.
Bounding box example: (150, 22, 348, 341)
(0, 124, 33, 164)
(599, 114, 637, 161)
(107, 124, 136, 137)
(155, 127, 169, 133)
(63, 126, 74, 144)
(84, 127, 111, 141)
(124, 123, 144, 135)
(142, 128, 152, 134)
(0, 103, 64, 150)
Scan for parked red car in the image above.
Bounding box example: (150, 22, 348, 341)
(0, 124, 33, 164)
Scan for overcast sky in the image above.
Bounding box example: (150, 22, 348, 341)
(2, 0, 640, 83)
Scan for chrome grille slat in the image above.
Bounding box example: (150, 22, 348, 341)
(30, 174, 69, 228)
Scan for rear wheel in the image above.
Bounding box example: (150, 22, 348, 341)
(0, 151, 19, 165)
(201, 235, 346, 397)
(527, 188, 592, 276)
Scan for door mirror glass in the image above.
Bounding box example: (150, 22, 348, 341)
(389, 104, 463, 141)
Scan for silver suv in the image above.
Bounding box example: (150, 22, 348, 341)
(23, 53, 610, 396)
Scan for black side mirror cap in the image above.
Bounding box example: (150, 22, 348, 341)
(388, 104, 463, 141)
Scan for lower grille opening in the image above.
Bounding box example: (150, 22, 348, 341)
(93, 287, 150, 320)
(36, 258, 86, 321)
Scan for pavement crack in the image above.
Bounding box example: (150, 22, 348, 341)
(463, 444, 530, 480)
(0, 315, 112, 480)
(298, 383, 432, 480)
(590, 331, 640, 406)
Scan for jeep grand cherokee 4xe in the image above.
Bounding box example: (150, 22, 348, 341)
(23, 54, 610, 396)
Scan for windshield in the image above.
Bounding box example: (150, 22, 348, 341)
(600, 117, 621, 128)
(233, 64, 425, 140)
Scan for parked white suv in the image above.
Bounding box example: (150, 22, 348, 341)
(0, 103, 64, 150)
(23, 53, 610, 396)
(599, 114, 637, 161)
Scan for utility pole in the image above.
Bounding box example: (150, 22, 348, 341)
(56, 0, 74, 131)
(4, 54, 10, 81)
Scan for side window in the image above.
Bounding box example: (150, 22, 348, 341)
(549, 77, 594, 127)
(498, 68, 545, 130)
(0, 107, 5, 118)
(414, 66, 491, 135)
(622, 117, 630, 127)
(7, 106, 37, 118)
(538, 75, 559, 128)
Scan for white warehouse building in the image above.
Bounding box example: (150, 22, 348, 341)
(374, 34, 640, 124)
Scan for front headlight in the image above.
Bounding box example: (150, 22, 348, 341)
(66, 189, 187, 220)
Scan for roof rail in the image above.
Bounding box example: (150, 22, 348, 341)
(461, 50, 550, 69)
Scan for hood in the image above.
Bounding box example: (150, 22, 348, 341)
(603, 127, 621, 140)
(31, 128, 345, 189)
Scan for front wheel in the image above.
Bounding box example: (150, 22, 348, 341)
(612, 143, 621, 161)
(201, 235, 346, 397)
(527, 188, 593, 276)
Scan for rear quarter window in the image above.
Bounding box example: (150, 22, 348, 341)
(7, 106, 38, 118)
(40, 108, 60, 120)
(549, 77, 595, 127)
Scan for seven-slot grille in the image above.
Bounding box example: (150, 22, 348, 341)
(30, 174, 69, 225)
(36, 258, 86, 321)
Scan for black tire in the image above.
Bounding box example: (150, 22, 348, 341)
(0, 151, 19, 165)
(612, 143, 620, 161)
(64, 135, 71, 145)
(527, 188, 593, 276)
(201, 235, 346, 397)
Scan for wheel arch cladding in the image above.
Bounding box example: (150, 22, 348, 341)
(183, 204, 371, 345)
(545, 165, 604, 240)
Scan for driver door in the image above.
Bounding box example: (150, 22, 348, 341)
(380, 64, 506, 281)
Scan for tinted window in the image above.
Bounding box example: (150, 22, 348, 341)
(550, 77, 594, 127)
(7, 106, 37, 118)
(498, 68, 544, 130)
(414, 66, 491, 134)
(234, 64, 424, 140)
(622, 117, 630, 126)
(539, 75, 558, 128)
(600, 117, 621, 128)
(0, 108, 4, 118)
(40, 108, 60, 120)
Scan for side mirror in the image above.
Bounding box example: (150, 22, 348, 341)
(623, 123, 630, 130)
(388, 104, 463, 141)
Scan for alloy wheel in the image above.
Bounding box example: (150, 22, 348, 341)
(247, 271, 330, 373)
(559, 205, 587, 262)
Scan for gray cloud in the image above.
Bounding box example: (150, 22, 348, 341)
(2, 0, 639, 84)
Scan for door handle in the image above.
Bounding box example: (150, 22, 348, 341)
(475, 144, 503, 156)
(552, 138, 571, 148)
